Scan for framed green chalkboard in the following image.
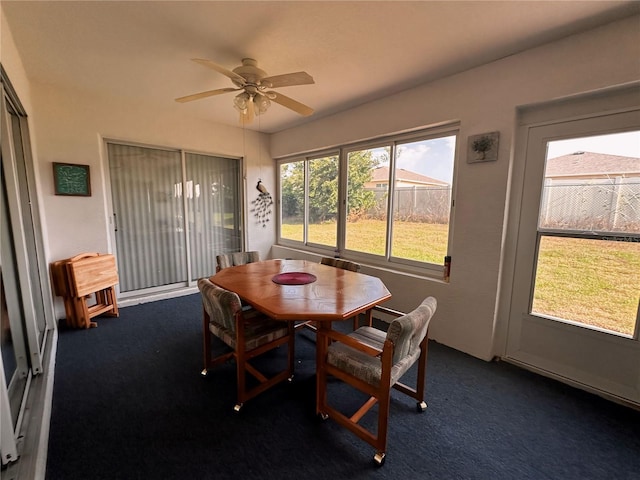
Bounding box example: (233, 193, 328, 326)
(53, 162, 91, 196)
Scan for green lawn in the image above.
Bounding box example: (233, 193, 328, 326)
(284, 219, 449, 264)
(282, 220, 639, 335)
(533, 236, 639, 336)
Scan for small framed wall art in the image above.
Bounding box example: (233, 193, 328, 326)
(53, 162, 91, 196)
(467, 131, 500, 164)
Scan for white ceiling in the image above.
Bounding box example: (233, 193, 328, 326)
(3, 1, 639, 133)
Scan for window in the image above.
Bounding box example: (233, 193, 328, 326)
(280, 153, 340, 247)
(391, 136, 455, 264)
(280, 160, 305, 242)
(345, 146, 390, 255)
(278, 125, 457, 273)
(532, 131, 640, 337)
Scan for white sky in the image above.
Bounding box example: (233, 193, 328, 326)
(375, 136, 456, 183)
(547, 131, 640, 159)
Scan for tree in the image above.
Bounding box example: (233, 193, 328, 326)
(308, 156, 339, 223)
(346, 150, 381, 220)
(280, 151, 381, 223)
(281, 162, 304, 221)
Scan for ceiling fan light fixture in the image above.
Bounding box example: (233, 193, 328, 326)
(233, 92, 250, 113)
(254, 95, 271, 115)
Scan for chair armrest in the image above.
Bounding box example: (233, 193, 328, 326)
(320, 329, 383, 357)
(371, 305, 404, 318)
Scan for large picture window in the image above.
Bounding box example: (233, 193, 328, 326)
(278, 125, 457, 273)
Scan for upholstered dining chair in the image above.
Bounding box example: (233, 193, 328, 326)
(216, 251, 260, 272)
(197, 278, 295, 412)
(320, 256, 361, 272)
(316, 296, 437, 466)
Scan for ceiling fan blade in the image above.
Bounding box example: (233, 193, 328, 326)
(175, 87, 240, 103)
(270, 92, 314, 116)
(191, 58, 247, 85)
(261, 71, 314, 88)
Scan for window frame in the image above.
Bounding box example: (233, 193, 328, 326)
(276, 123, 459, 276)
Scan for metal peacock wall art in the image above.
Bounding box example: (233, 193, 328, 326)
(251, 179, 273, 227)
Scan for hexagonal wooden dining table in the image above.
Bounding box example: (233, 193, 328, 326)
(209, 258, 392, 411)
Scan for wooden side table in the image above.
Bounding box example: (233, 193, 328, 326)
(50, 252, 119, 328)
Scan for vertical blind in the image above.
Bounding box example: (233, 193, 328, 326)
(185, 152, 241, 280)
(108, 143, 241, 293)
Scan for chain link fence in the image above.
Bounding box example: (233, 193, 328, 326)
(365, 178, 640, 233)
(540, 178, 640, 233)
(367, 186, 451, 223)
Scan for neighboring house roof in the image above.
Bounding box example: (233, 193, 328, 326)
(370, 166, 449, 186)
(545, 152, 640, 178)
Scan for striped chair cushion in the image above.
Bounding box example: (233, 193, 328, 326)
(209, 318, 290, 351)
(327, 326, 419, 388)
(320, 257, 361, 272)
(198, 278, 242, 332)
(198, 277, 288, 351)
(327, 297, 437, 387)
(216, 251, 260, 271)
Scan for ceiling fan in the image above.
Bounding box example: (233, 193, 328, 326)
(175, 58, 315, 124)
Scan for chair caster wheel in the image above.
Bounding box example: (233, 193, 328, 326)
(200, 369, 208, 377)
(233, 403, 243, 412)
(373, 452, 386, 466)
(417, 401, 427, 412)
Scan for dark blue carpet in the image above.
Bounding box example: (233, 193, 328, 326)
(46, 294, 640, 479)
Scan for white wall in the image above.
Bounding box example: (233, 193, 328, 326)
(271, 15, 640, 361)
(1, 11, 33, 114)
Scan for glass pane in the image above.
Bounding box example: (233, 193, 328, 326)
(186, 153, 241, 280)
(280, 161, 304, 242)
(345, 147, 389, 255)
(391, 136, 455, 264)
(532, 236, 639, 336)
(0, 172, 29, 427)
(308, 155, 338, 247)
(533, 131, 640, 336)
(541, 131, 640, 234)
(11, 114, 46, 342)
(1, 274, 16, 388)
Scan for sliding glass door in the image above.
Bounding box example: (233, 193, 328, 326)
(1, 68, 54, 468)
(107, 143, 242, 294)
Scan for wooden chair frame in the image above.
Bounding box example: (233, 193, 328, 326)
(316, 306, 430, 466)
(202, 306, 295, 412)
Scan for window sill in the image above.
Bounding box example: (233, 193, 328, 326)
(271, 244, 448, 284)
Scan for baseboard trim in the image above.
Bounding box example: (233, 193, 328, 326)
(503, 356, 640, 411)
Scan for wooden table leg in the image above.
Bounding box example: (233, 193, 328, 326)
(315, 320, 329, 416)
